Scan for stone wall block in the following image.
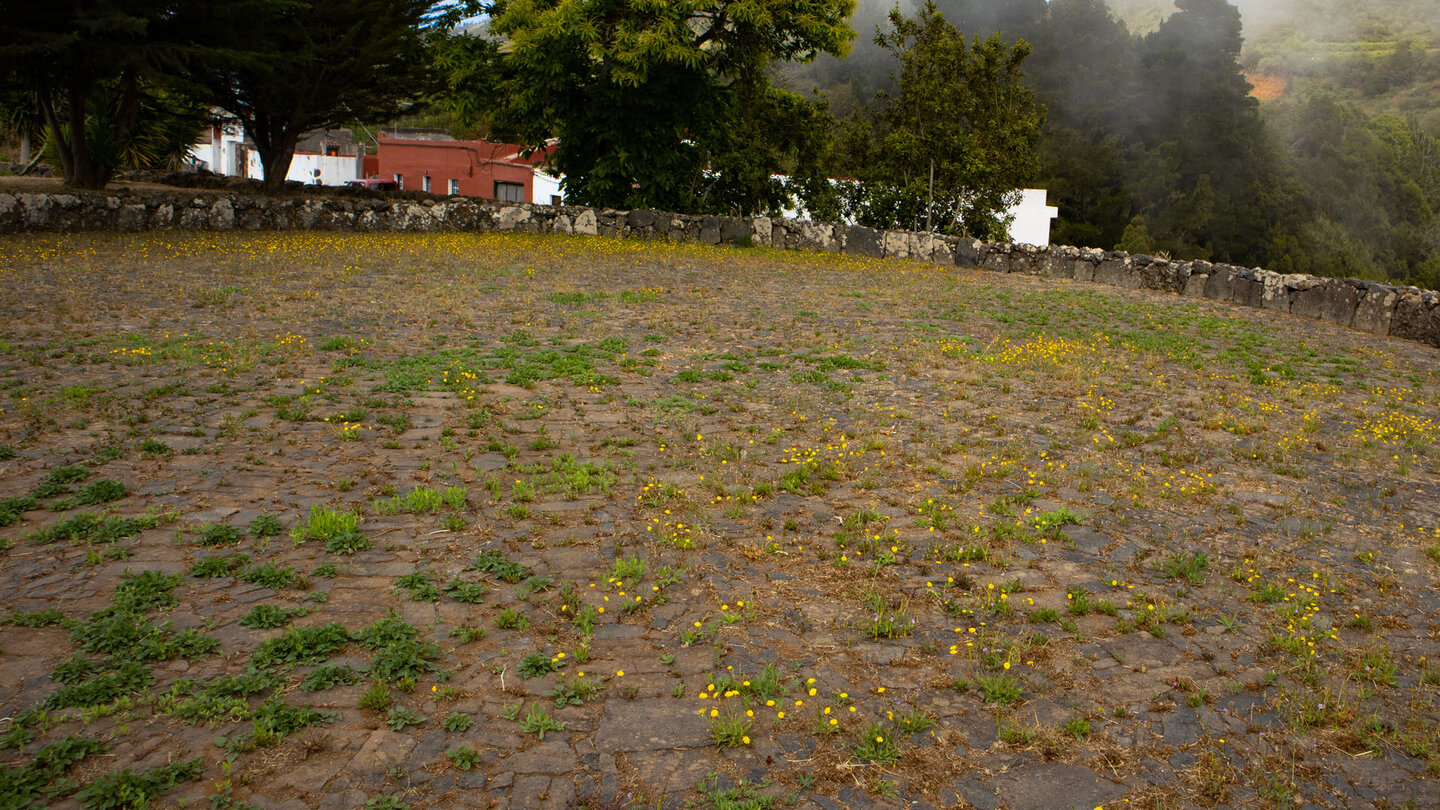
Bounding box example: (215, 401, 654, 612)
(980, 245, 1011, 273)
(1353, 286, 1398, 335)
(1092, 257, 1135, 289)
(1203, 269, 1235, 301)
(751, 216, 772, 246)
(1258, 271, 1290, 312)
(843, 226, 884, 259)
(1232, 275, 1264, 309)
(1389, 291, 1440, 346)
(1073, 259, 1096, 283)
(952, 238, 979, 268)
(1183, 273, 1209, 298)
(882, 229, 913, 259)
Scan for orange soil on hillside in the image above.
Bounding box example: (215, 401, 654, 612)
(1245, 71, 1290, 101)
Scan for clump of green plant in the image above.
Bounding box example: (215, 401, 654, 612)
(449, 624, 486, 643)
(442, 711, 473, 732)
(518, 652, 562, 679)
(291, 504, 368, 554)
(75, 756, 202, 810)
(249, 513, 283, 538)
(300, 663, 363, 691)
(860, 591, 913, 640)
(356, 612, 440, 682)
(198, 523, 243, 547)
(395, 570, 440, 602)
(239, 604, 309, 629)
(495, 607, 529, 630)
(250, 622, 352, 668)
(27, 512, 155, 545)
(32, 464, 91, 499)
(373, 485, 467, 515)
(709, 711, 753, 748)
(853, 722, 901, 764)
(894, 707, 936, 735)
(358, 682, 393, 712)
(2, 607, 68, 627)
(190, 553, 250, 578)
(473, 550, 527, 583)
(977, 674, 1024, 706)
(50, 479, 127, 510)
(447, 745, 481, 770)
(518, 702, 565, 740)
(386, 705, 424, 731)
(1162, 550, 1210, 586)
(547, 673, 603, 706)
(444, 576, 486, 603)
(239, 562, 299, 590)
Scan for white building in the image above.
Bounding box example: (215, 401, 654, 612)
(1007, 189, 1060, 247)
(189, 123, 363, 186)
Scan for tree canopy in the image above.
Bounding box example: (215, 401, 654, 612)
(453, 0, 857, 212)
(182, 0, 440, 192)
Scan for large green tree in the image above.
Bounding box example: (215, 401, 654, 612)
(183, 0, 441, 192)
(457, 0, 855, 212)
(833, 2, 1042, 239)
(0, 1, 194, 188)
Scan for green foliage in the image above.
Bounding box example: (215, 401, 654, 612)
(239, 562, 299, 590)
(239, 603, 308, 629)
(517, 652, 561, 679)
(395, 570, 440, 602)
(473, 550, 527, 583)
(190, 553, 250, 578)
(386, 705, 425, 731)
(27, 512, 154, 545)
(442, 712, 473, 732)
(443, 576, 486, 604)
(831, 1, 1043, 239)
(2, 607, 67, 627)
(358, 681, 393, 712)
(251, 622, 352, 668)
(249, 513, 283, 538)
(374, 485, 467, 515)
(977, 673, 1024, 705)
(452, 0, 855, 214)
(853, 722, 902, 764)
(301, 663, 363, 691)
(292, 504, 368, 554)
(74, 757, 202, 810)
(517, 702, 565, 740)
(32, 464, 91, 498)
(50, 479, 127, 510)
(447, 745, 481, 770)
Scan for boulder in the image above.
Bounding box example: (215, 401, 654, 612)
(842, 225, 884, 258)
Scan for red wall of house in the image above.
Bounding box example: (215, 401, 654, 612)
(374, 135, 534, 201)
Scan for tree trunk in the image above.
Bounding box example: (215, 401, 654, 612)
(19, 130, 30, 164)
(254, 123, 300, 193)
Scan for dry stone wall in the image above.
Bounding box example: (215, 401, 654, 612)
(2, 189, 1437, 348)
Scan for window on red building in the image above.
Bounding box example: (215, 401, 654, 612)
(449, 179, 460, 195)
(494, 181, 524, 203)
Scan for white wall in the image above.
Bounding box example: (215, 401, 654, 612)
(246, 151, 361, 186)
(189, 124, 361, 186)
(533, 170, 564, 206)
(1008, 189, 1060, 247)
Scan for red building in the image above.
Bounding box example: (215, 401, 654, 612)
(372, 134, 551, 202)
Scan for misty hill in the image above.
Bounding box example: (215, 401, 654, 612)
(778, 0, 1440, 289)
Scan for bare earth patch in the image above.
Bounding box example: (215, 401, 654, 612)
(1, 231, 1437, 810)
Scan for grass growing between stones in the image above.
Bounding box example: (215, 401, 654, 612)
(0, 230, 1437, 809)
